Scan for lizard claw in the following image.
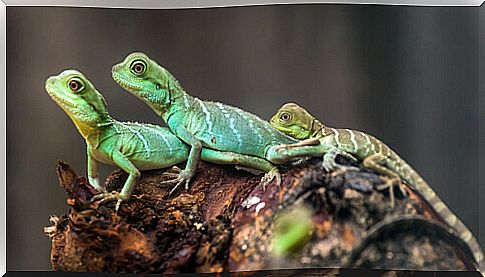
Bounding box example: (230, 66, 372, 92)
(160, 166, 192, 194)
(273, 144, 291, 153)
(161, 166, 183, 178)
(260, 168, 281, 190)
(88, 176, 107, 193)
(168, 179, 191, 195)
(374, 177, 401, 209)
(92, 191, 125, 212)
(274, 138, 321, 152)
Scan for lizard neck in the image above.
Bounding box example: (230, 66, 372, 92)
(161, 80, 194, 123)
(309, 117, 328, 138)
(147, 69, 193, 122)
(72, 114, 113, 146)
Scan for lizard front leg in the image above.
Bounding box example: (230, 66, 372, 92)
(266, 144, 358, 172)
(275, 137, 321, 149)
(266, 144, 326, 164)
(160, 126, 202, 193)
(87, 146, 105, 192)
(92, 149, 141, 211)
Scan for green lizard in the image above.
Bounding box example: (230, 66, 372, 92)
(111, 52, 302, 191)
(45, 69, 279, 210)
(269, 102, 484, 273)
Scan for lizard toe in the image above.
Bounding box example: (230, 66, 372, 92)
(169, 179, 184, 195)
(92, 191, 126, 210)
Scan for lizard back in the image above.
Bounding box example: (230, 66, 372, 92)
(169, 98, 298, 157)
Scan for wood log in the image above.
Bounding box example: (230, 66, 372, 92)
(44, 157, 476, 274)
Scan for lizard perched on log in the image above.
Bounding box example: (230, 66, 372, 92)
(45, 70, 278, 210)
(111, 52, 302, 191)
(269, 102, 484, 274)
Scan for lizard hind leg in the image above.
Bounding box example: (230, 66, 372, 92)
(362, 153, 402, 209)
(92, 150, 142, 212)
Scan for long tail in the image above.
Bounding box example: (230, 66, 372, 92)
(389, 154, 484, 274)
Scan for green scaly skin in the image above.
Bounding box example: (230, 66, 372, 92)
(269, 102, 484, 274)
(111, 52, 300, 191)
(45, 70, 278, 210)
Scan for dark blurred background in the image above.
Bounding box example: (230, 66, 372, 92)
(7, 5, 480, 270)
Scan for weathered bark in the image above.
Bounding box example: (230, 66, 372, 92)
(44, 157, 476, 274)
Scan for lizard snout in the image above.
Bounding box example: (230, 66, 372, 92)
(112, 64, 122, 74)
(45, 76, 57, 91)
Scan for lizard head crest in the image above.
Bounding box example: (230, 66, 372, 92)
(45, 69, 110, 137)
(112, 52, 182, 116)
(270, 103, 319, 140)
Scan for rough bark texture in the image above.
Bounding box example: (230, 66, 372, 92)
(44, 157, 477, 275)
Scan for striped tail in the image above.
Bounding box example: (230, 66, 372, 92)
(390, 155, 484, 273)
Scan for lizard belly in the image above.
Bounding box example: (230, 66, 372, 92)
(90, 148, 115, 165)
(98, 123, 190, 171)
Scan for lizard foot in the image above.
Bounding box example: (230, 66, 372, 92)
(260, 167, 281, 190)
(160, 166, 192, 195)
(88, 176, 107, 193)
(92, 191, 125, 212)
(375, 177, 401, 209)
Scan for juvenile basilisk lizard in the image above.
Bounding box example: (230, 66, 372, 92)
(111, 52, 302, 191)
(269, 102, 484, 273)
(45, 70, 278, 210)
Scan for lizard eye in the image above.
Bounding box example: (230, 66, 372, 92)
(130, 60, 147, 76)
(67, 77, 85, 93)
(279, 112, 292, 122)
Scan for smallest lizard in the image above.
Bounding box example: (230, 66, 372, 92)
(45, 70, 279, 210)
(269, 102, 484, 274)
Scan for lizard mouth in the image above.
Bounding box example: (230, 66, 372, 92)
(46, 89, 77, 112)
(112, 71, 144, 93)
(45, 81, 76, 110)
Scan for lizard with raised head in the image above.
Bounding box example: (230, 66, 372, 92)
(269, 102, 484, 273)
(45, 69, 279, 210)
(111, 52, 303, 191)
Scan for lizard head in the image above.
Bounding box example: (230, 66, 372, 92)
(45, 70, 110, 136)
(270, 103, 316, 140)
(112, 52, 179, 116)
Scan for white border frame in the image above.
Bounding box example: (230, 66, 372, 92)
(2, 0, 485, 7)
(0, 0, 482, 275)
